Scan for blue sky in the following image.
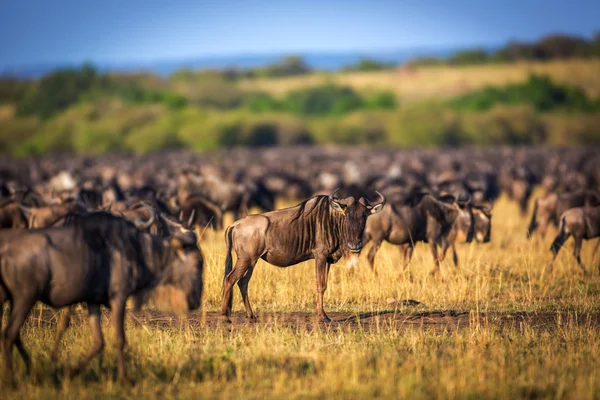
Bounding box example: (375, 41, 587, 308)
(0, 0, 598, 67)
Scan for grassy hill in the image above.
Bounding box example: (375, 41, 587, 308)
(239, 59, 600, 103)
(1, 59, 599, 156)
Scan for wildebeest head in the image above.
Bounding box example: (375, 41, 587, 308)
(329, 189, 385, 253)
(137, 229, 204, 315)
(439, 194, 475, 244)
(472, 204, 492, 243)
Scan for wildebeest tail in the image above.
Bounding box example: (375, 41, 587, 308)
(222, 225, 234, 291)
(550, 216, 568, 255)
(527, 200, 538, 239)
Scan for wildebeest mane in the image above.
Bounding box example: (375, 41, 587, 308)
(62, 211, 147, 268)
(291, 195, 329, 222)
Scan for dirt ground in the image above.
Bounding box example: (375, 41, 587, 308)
(24, 304, 600, 335)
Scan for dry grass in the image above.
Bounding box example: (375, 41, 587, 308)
(3, 194, 600, 398)
(239, 59, 600, 103)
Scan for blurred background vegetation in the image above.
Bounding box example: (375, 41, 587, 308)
(1, 33, 600, 156)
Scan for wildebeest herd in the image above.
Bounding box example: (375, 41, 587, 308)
(0, 146, 599, 385)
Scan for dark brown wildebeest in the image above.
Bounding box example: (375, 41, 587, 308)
(549, 204, 600, 273)
(0, 199, 28, 229)
(177, 195, 224, 230)
(528, 190, 600, 239)
(0, 212, 204, 385)
(362, 194, 468, 275)
(220, 189, 385, 322)
(41, 207, 199, 360)
(18, 199, 86, 228)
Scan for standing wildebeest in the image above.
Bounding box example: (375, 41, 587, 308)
(528, 190, 600, 239)
(362, 194, 468, 275)
(220, 189, 385, 322)
(438, 200, 491, 267)
(549, 204, 600, 273)
(0, 212, 204, 385)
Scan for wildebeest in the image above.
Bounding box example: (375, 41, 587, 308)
(362, 194, 469, 275)
(549, 203, 600, 273)
(528, 190, 600, 239)
(437, 200, 491, 267)
(220, 189, 385, 322)
(18, 199, 87, 228)
(0, 211, 204, 385)
(0, 199, 29, 229)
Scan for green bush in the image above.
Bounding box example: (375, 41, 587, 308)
(449, 74, 599, 112)
(16, 64, 101, 119)
(365, 91, 397, 109)
(243, 92, 280, 112)
(281, 84, 363, 116)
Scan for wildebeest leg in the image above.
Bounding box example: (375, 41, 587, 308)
(451, 244, 459, 268)
(367, 240, 382, 274)
(572, 237, 586, 274)
(50, 306, 73, 361)
(221, 258, 254, 321)
(2, 297, 35, 385)
(315, 258, 331, 322)
(429, 242, 441, 275)
(538, 219, 549, 240)
(67, 304, 103, 377)
(438, 237, 451, 262)
(402, 244, 414, 271)
(110, 297, 129, 384)
(549, 225, 570, 273)
(237, 266, 256, 319)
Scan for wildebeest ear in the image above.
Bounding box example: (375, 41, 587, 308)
(330, 199, 346, 214)
(369, 203, 384, 214)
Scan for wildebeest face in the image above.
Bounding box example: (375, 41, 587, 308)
(473, 206, 492, 243)
(330, 190, 385, 253)
(452, 204, 475, 244)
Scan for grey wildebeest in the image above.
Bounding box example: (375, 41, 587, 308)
(0, 212, 204, 385)
(362, 194, 480, 275)
(528, 190, 600, 239)
(549, 203, 600, 274)
(220, 189, 385, 322)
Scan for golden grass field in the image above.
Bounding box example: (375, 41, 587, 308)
(240, 59, 600, 103)
(3, 193, 600, 399)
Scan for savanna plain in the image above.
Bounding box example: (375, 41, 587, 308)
(2, 192, 600, 399)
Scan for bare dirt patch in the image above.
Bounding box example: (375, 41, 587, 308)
(24, 306, 600, 334)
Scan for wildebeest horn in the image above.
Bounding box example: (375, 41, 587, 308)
(187, 209, 196, 228)
(328, 188, 340, 203)
(364, 191, 386, 207)
(133, 207, 155, 230)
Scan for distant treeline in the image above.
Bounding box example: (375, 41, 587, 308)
(0, 64, 395, 121)
(410, 33, 600, 66)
